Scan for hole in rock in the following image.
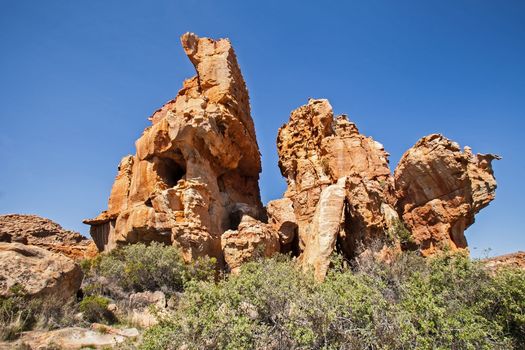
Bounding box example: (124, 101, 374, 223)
(228, 209, 243, 230)
(157, 158, 186, 188)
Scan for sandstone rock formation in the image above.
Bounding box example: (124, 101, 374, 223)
(0, 214, 97, 260)
(0, 242, 82, 301)
(271, 99, 499, 278)
(84, 33, 500, 276)
(84, 33, 267, 267)
(274, 98, 399, 278)
(128, 291, 167, 328)
(266, 197, 298, 251)
(222, 216, 280, 273)
(483, 251, 525, 270)
(394, 134, 500, 256)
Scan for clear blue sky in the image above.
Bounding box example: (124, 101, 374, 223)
(1, 1, 523, 257)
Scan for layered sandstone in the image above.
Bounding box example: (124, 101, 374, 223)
(274, 99, 399, 279)
(84, 34, 500, 276)
(84, 33, 266, 266)
(272, 99, 499, 278)
(394, 134, 500, 256)
(0, 214, 96, 260)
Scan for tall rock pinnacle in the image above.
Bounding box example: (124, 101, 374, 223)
(84, 33, 266, 266)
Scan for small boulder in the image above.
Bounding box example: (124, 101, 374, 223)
(0, 242, 82, 301)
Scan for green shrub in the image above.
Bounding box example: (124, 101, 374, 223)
(0, 294, 40, 340)
(82, 242, 216, 300)
(0, 285, 78, 340)
(141, 252, 524, 350)
(79, 295, 114, 324)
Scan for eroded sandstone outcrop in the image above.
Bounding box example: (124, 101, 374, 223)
(394, 134, 500, 256)
(274, 99, 399, 279)
(84, 34, 500, 276)
(222, 216, 280, 273)
(0, 214, 97, 260)
(483, 251, 525, 271)
(0, 242, 82, 301)
(84, 33, 267, 266)
(271, 99, 499, 278)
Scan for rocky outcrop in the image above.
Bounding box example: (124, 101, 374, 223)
(394, 134, 500, 256)
(274, 99, 399, 278)
(0, 214, 97, 260)
(83, 34, 500, 275)
(483, 251, 525, 270)
(4, 326, 139, 350)
(222, 216, 280, 273)
(128, 291, 167, 328)
(0, 242, 82, 301)
(272, 99, 499, 277)
(84, 33, 266, 266)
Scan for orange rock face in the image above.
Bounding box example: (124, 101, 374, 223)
(221, 216, 280, 273)
(84, 34, 501, 275)
(483, 251, 525, 270)
(272, 99, 499, 278)
(0, 214, 96, 260)
(394, 134, 500, 256)
(84, 33, 266, 266)
(274, 99, 399, 279)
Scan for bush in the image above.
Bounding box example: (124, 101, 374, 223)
(81, 242, 216, 300)
(79, 295, 114, 324)
(141, 252, 525, 350)
(0, 285, 78, 340)
(0, 294, 40, 340)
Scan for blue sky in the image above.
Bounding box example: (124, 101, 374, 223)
(0, 1, 523, 257)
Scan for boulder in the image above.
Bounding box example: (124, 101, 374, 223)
(0, 214, 97, 260)
(84, 33, 264, 267)
(128, 291, 166, 328)
(5, 326, 139, 349)
(221, 216, 280, 273)
(394, 134, 500, 256)
(0, 242, 82, 301)
(266, 197, 298, 247)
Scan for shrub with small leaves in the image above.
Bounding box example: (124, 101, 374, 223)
(141, 252, 525, 350)
(79, 295, 114, 324)
(81, 242, 216, 301)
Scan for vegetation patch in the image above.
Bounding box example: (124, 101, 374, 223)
(141, 252, 525, 350)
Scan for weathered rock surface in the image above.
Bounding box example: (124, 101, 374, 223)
(299, 178, 346, 280)
(266, 197, 298, 248)
(83, 35, 500, 274)
(273, 98, 399, 277)
(395, 134, 500, 256)
(0, 242, 82, 301)
(271, 99, 500, 276)
(222, 215, 280, 273)
(2, 326, 139, 350)
(128, 291, 167, 328)
(85, 33, 265, 266)
(0, 214, 97, 260)
(483, 251, 525, 270)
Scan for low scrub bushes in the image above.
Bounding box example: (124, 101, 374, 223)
(141, 252, 525, 350)
(81, 242, 216, 300)
(0, 285, 78, 341)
